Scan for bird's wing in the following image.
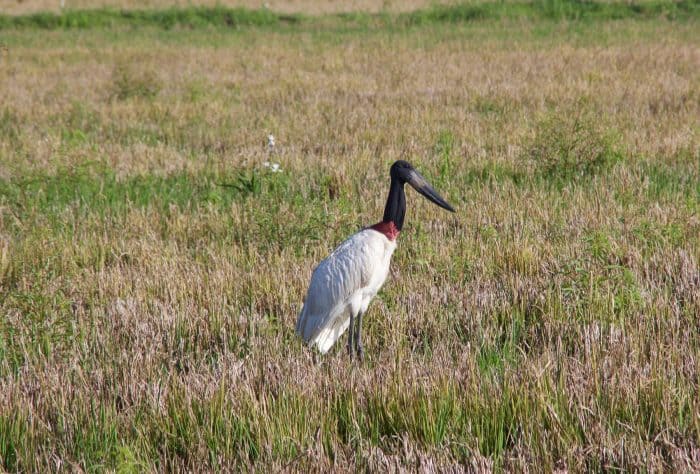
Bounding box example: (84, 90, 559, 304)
(295, 229, 388, 353)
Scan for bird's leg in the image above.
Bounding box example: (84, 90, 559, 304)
(355, 310, 364, 361)
(347, 312, 354, 359)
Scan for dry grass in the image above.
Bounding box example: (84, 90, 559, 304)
(1, 6, 699, 472)
(1, 0, 456, 16)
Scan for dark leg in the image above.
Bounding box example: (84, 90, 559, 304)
(347, 312, 354, 358)
(355, 311, 364, 360)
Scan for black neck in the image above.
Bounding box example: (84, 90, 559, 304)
(382, 178, 406, 230)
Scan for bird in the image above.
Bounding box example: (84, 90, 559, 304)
(295, 160, 455, 359)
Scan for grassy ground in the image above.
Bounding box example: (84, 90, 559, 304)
(1, 1, 699, 471)
(2, 0, 456, 16)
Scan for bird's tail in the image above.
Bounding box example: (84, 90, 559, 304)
(296, 303, 350, 354)
(313, 316, 351, 354)
(295, 303, 307, 337)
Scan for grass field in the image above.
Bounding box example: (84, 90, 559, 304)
(1, 0, 699, 471)
(1, 0, 456, 16)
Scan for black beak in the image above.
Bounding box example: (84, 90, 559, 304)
(407, 170, 455, 212)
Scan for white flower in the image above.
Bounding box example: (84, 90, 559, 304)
(267, 134, 275, 149)
(263, 161, 282, 173)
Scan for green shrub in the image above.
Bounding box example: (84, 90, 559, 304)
(525, 109, 624, 181)
(111, 64, 161, 101)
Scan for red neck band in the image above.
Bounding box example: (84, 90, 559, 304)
(369, 221, 400, 241)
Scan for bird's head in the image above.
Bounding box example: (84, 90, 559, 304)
(390, 160, 455, 213)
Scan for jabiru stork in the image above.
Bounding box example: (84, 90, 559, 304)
(295, 160, 455, 358)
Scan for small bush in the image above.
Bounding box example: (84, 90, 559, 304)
(111, 64, 161, 101)
(525, 109, 624, 181)
(434, 130, 457, 183)
(0, 108, 21, 144)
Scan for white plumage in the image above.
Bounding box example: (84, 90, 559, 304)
(295, 228, 397, 354)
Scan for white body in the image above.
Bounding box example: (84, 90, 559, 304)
(295, 228, 397, 354)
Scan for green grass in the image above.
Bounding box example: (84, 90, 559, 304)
(0, 6, 286, 30)
(1, 0, 698, 32)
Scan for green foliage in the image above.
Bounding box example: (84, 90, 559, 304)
(0, 1, 698, 31)
(642, 160, 700, 201)
(434, 130, 457, 185)
(0, 411, 28, 472)
(526, 110, 624, 182)
(0, 166, 290, 223)
(0, 108, 21, 145)
(0, 6, 287, 30)
(533, 0, 700, 20)
(111, 64, 161, 101)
